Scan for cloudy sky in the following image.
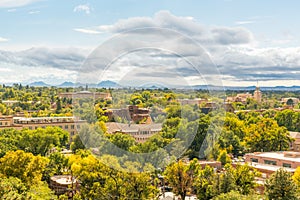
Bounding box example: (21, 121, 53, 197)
(0, 0, 300, 86)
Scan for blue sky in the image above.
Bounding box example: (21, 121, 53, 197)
(0, 0, 300, 86)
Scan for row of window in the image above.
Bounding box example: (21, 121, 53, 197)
(251, 158, 292, 168)
(27, 124, 81, 130)
(0, 122, 9, 126)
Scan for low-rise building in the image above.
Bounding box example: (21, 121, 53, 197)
(0, 115, 86, 139)
(281, 97, 299, 105)
(49, 175, 79, 196)
(245, 151, 300, 177)
(59, 91, 111, 100)
(106, 105, 152, 124)
(106, 122, 162, 143)
(226, 86, 262, 104)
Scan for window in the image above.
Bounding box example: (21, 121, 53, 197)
(264, 160, 277, 165)
(71, 125, 75, 129)
(251, 158, 258, 163)
(65, 125, 68, 129)
(283, 163, 291, 168)
(77, 125, 80, 129)
(71, 131, 75, 136)
(29, 126, 32, 130)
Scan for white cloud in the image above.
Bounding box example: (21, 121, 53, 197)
(0, 0, 41, 8)
(74, 28, 102, 34)
(235, 20, 255, 25)
(73, 4, 91, 15)
(0, 11, 299, 86)
(0, 37, 9, 42)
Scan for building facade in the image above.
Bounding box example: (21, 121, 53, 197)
(105, 122, 162, 143)
(0, 115, 86, 139)
(59, 91, 111, 100)
(290, 132, 300, 152)
(245, 151, 300, 177)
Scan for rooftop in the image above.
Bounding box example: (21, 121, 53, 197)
(106, 122, 162, 133)
(248, 151, 300, 162)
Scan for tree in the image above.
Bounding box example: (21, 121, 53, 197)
(194, 165, 217, 200)
(70, 154, 158, 200)
(164, 159, 199, 200)
(293, 166, 300, 190)
(0, 177, 28, 199)
(217, 149, 231, 166)
(18, 127, 69, 156)
(0, 150, 49, 186)
(265, 168, 298, 200)
(231, 164, 259, 195)
(245, 118, 292, 152)
(213, 191, 261, 200)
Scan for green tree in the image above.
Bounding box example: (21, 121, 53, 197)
(265, 168, 298, 200)
(0, 150, 49, 186)
(213, 190, 261, 200)
(164, 159, 199, 200)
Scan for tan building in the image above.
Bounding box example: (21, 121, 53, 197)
(106, 122, 162, 143)
(226, 87, 262, 104)
(290, 132, 300, 152)
(50, 175, 79, 196)
(0, 115, 14, 127)
(253, 86, 262, 103)
(106, 105, 152, 124)
(245, 151, 300, 177)
(59, 91, 111, 100)
(0, 115, 86, 139)
(281, 97, 299, 105)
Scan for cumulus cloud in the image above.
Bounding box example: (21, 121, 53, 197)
(1, 10, 299, 86)
(73, 4, 91, 15)
(0, 47, 88, 71)
(0, 0, 41, 8)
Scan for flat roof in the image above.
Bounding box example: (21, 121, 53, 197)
(247, 152, 300, 162)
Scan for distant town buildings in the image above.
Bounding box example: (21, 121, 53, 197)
(177, 98, 207, 106)
(105, 122, 162, 143)
(58, 91, 111, 100)
(226, 86, 262, 104)
(281, 97, 299, 106)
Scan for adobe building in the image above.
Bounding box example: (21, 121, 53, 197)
(226, 86, 262, 104)
(49, 175, 79, 196)
(59, 91, 111, 100)
(245, 151, 300, 178)
(105, 122, 162, 143)
(290, 132, 300, 152)
(106, 105, 152, 124)
(0, 115, 86, 140)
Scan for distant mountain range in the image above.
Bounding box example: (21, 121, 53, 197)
(10, 81, 300, 91)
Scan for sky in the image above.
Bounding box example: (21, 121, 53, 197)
(0, 0, 300, 87)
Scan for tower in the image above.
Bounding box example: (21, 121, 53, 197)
(253, 82, 262, 103)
